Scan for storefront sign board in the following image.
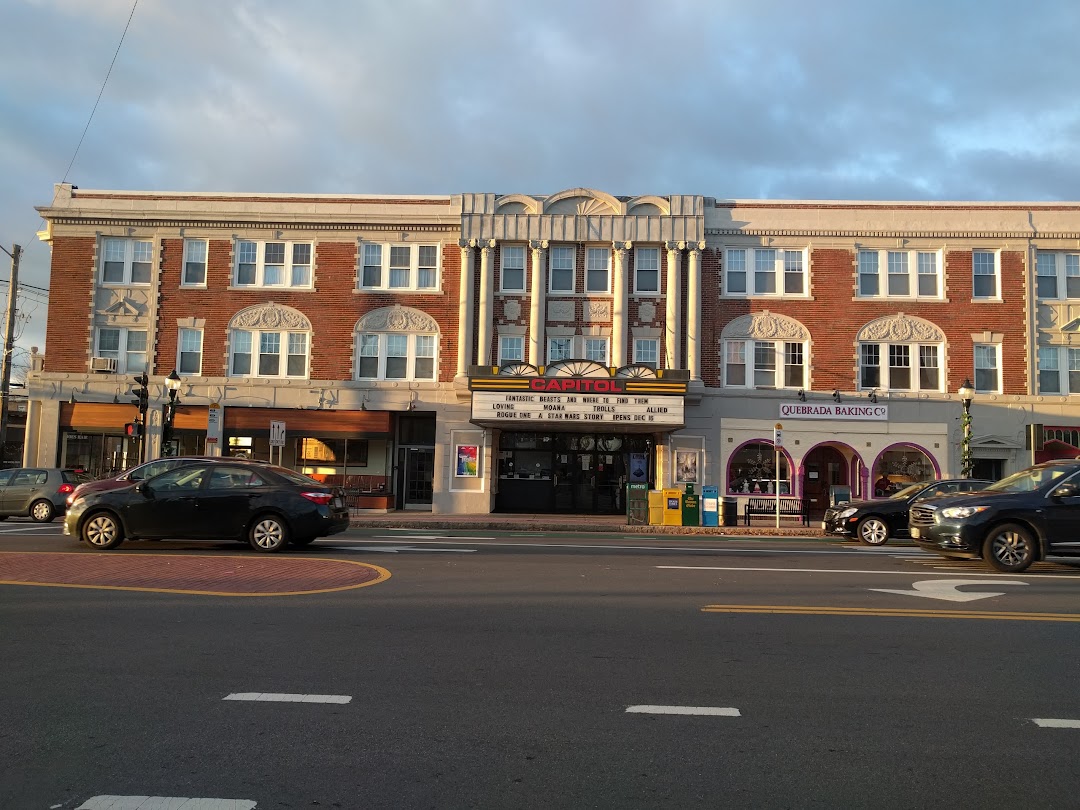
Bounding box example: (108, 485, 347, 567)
(471, 392, 684, 427)
(779, 403, 888, 421)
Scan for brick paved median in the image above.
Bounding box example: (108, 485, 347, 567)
(0, 552, 390, 596)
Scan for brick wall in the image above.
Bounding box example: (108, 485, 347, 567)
(44, 236, 95, 372)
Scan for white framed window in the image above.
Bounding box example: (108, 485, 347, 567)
(586, 247, 611, 293)
(972, 250, 999, 299)
(548, 337, 573, 363)
(1036, 251, 1080, 299)
(858, 249, 943, 299)
(177, 328, 203, 375)
(498, 335, 524, 365)
(634, 338, 659, 369)
(724, 340, 806, 388)
(234, 240, 313, 288)
(974, 343, 1000, 393)
(859, 342, 941, 391)
(500, 245, 526, 292)
(230, 329, 310, 378)
(1038, 346, 1080, 394)
(357, 243, 440, 291)
(585, 337, 609, 364)
(549, 246, 575, 293)
(725, 248, 808, 297)
(354, 332, 437, 381)
(96, 327, 147, 374)
(182, 239, 207, 286)
(634, 247, 660, 294)
(101, 237, 152, 285)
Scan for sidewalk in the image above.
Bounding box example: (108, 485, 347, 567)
(349, 510, 826, 538)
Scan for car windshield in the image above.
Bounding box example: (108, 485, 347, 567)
(889, 483, 926, 500)
(985, 466, 1073, 492)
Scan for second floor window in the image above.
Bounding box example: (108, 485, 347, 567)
(974, 343, 1000, 392)
(634, 247, 660, 293)
(725, 340, 805, 388)
(1038, 346, 1080, 394)
(96, 327, 147, 373)
(1036, 251, 1080, 299)
(859, 342, 940, 391)
(972, 250, 999, 298)
(356, 333, 437, 380)
(858, 249, 942, 298)
(101, 237, 152, 285)
(182, 240, 207, 286)
(231, 329, 309, 378)
(500, 246, 526, 292)
(235, 241, 313, 288)
(360, 243, 440, 291)
(548, 337, 573, 362)
(634, 338, 659, 369)
(178, 328, 203, 375)
(585, 337, 609, 364)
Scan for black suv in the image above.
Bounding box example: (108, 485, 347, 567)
(909, 460, 1080, 572)
(823, 478, 994, 545)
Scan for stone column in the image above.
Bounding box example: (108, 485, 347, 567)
(612, 241, 631, 367)
(476, 240, 496, 366)
(687, 242, 704, 380)
(665, 242, 683, 368)
(456, 240, 476, 376)
(528, 240, 548, 366)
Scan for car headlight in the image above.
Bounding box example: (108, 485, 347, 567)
(939, 505, 990, 518)
(837, 507, 858, 519)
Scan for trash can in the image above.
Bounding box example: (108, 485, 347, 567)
(662, 488, 683, 525)
(721, 497, 739, 527)
(626, 482, 649, 525)
(648, 490, 665, 525)
(701, 485, 719, 527)
(681, 483, 700, 526)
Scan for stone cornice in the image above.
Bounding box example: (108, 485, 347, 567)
(44, 216, 458, 233)
(707, 227, 1079, 239)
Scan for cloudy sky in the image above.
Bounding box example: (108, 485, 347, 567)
(2, 0, 1080, 363)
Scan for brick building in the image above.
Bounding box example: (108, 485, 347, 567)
(25, 184, 1080, 517)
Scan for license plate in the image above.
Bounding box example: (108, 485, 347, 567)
(333, 497, 343, 509)
(910, 527, 920, 539)
(821, 521, 827, 530)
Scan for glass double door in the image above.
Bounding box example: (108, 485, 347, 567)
(553, 449, 626, 513)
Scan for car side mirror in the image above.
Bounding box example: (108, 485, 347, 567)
(135, 482, 152, 496)
(1051, 483, 1078, 499)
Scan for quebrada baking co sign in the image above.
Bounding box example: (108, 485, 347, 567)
(779, 403, 888, 420)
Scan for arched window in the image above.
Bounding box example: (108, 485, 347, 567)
(728, 441, 791, 495)
(857, 314, 945, 393)
(872, 444, 937, 497)
(355, 305, 439, 381)
(228, 303, 311, 379)
(720, 312, 809, 389)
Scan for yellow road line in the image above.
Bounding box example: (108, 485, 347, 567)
(701, 604, 1080, 622)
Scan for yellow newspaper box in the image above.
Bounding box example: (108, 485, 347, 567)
(648, 490, 665, 525)
(662, 488, 683, 525)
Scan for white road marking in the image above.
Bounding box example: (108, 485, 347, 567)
(870, 579, 1027, 602)
(77, 798, 256, 810)
(371, 535, 494, 541)
(347, 539, 926, 555)
(656, 565, 1080, 580)
(223, 692, 351, 704)
(626, 705, 741, 716)
(349, 545, 477, 553)
(1032, 718, 1080, 728)
(0, 524, 65, 533)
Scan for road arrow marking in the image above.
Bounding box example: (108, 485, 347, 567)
(349, 545, 476, 553)
(870, 579, 1027, 602)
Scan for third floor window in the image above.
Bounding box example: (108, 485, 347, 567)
(101, 237, 152, 285)
(234, 240, 313, 288)
(1036, 251, 1080, 299)
(857, 249, 942, 299)
(724, 248, 807, 297)
(360, 243, 440, 291)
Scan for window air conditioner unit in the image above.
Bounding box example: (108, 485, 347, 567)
(90, 356, 117, 373)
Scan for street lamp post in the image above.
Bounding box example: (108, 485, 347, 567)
(958, 377, 975, 478)
(161, 369, 182, 457)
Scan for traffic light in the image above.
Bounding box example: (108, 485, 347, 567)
(124, 422, 143, 438)
(130, 373, 149, 416)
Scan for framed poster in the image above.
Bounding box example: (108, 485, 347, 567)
(455, 444, 479, 477)
(675, 450, 698, 484)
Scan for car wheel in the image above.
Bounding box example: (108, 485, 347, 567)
(291, 536, 318, 547)
(82, 511, 124, 550)
(30, 499, 55, 523)
(249, 514, 289, 552)
(856, 516, 889, 546)
(983, 523, 1035, 573)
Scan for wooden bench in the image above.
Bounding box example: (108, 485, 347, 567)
(743, 496, 809, 526)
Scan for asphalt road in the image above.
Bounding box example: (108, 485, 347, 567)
(2, 522, 1079, 809)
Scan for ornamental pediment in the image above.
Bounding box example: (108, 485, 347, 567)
(230, 302, 311, 331)
(721, 311, 808, 341)
(355, 305, 439, 333)
(857, 313, 943, 343)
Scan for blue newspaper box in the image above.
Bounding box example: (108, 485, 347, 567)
(701, 485, 719, 526)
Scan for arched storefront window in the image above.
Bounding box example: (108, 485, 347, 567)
(872, 444, 936, 497)
(728, 442, 791, 495)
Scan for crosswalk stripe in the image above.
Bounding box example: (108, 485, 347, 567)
(223, 692, 351, 704)
(77, 797, 257, 809)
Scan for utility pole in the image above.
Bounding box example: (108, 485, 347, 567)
(0, 243, 20, 468)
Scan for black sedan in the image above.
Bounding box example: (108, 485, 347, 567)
(823, 478, 994, 545)
(64, 462, 350, 552)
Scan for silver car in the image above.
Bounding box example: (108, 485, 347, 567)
(0, 467, 92, 522)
